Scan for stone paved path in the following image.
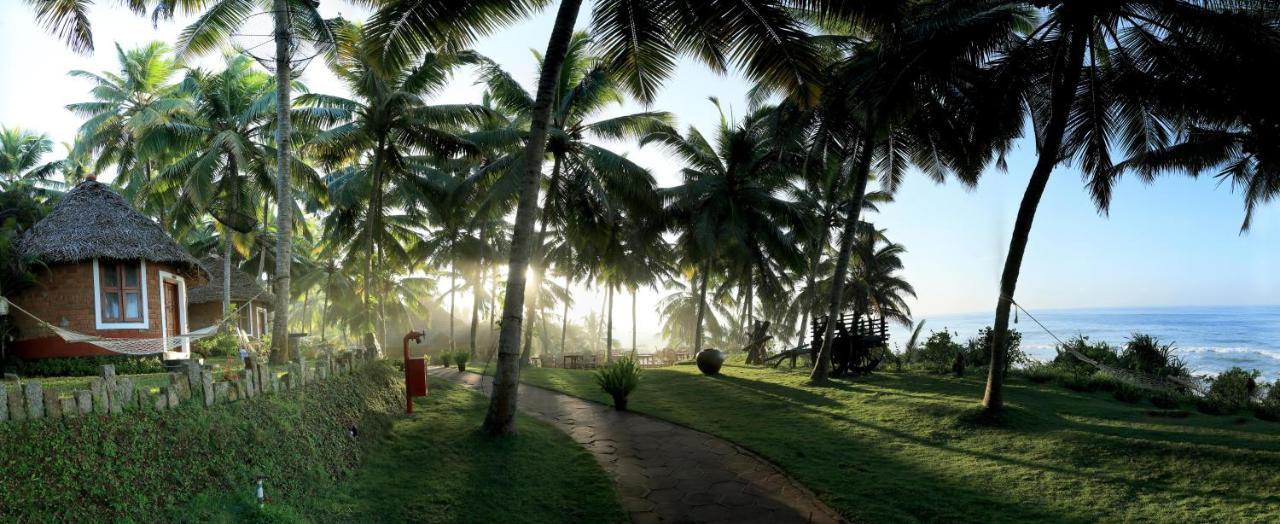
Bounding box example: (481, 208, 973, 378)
(430, 368, 844, 524)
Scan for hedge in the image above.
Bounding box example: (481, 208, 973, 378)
(0, 362, 402, 521)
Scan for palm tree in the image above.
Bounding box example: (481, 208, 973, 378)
(66, 41, 184, 223)
(476, 32, 669, 364)
(800, 1, 1032, 382)
(0, 127, 63, 199)
(299, 21, 485, 351)
(151, 55, 276, 321)
(979, 1, 1260, 412)
(369, 0, 828, 435)
(170, 0, 337, 364)
(644, 103, 805, 356)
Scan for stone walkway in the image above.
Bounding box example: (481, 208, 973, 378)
(430, 368, 844, 524)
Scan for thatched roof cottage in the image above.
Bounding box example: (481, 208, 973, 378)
(187, 254, 274, 338)
(7, 180, 207, 361)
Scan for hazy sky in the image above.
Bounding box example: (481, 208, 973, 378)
(2, 2, 1277, 348)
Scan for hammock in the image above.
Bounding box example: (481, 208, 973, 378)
(1, 292, 261, 357)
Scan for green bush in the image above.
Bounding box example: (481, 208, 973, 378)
(1053, 336, 1118, 377)
(453, 351, 470, 371)
(1150, 391, 1186, 409)
(917, 330, 963, 374)
(193, 332, 239, 359)
(1254, 384, 1280, 422)
(1112, 382, 1145, 403)
(1022, 361, 1057, 384)
(964, 326, 1026, 374)
(19, 355, 164, 377)
(439, 352, 453, 368)
(1203, 367, 1261, 414)
(0, 363, 401, 521)
(595, 357, 642, 411)
(1118, 333, 1188, 379)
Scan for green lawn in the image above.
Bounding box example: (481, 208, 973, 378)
(486, 363, 1280, 523)
(297, 379, 627, 523)
(1, 372, 171, 395)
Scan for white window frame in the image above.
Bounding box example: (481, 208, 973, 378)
(157, 270, 189, 360)
(93, 258, 149, 330)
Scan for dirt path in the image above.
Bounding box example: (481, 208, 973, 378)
(430, 368, 843, 524)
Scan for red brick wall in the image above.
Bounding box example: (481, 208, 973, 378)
(8, 260, 185, 359)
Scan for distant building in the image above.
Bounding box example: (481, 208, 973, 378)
(187, 254, 273, 338)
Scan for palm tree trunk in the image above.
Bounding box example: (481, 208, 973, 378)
(560, 276, 571, 357)
(223, 230, 234, 328)
(694, 258, 711, 353)
(521, 155, 561, 363)
(469, 226, 486, 358)
(321, 271, 331, 342)
(810, 125, 875, 383)
(377, 243, 388, 346)
(985, 30, 1088, 412)
(483, 0, 583, 436)
(258, 197, 268, 278)
(450, 255, 457, 354)
(268, 0, 294, 365)
(631, 288, 637, 356)
(797, 204, 834, 345)
(606, 285, 614, 363)
(361, 140, 387, 356)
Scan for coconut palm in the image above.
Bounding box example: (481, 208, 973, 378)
(369, 0, 829, 435)
(299, 21, 486, 350)
(0, 126, 64, 200)
(66, 41, 184, 223)
(644, 102, 805, 356)
(475, 32, 669, 363)
(164, 0, 337, 364)
(979, 1, 1264, 412)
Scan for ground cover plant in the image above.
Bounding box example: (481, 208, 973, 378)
(482, 363, 1280, 522)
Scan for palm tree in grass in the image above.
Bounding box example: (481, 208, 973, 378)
(164, 0, 336, 364)
(800, 1, 1032, 383)
(151, 55, 276, 321)
(979, 1, 1264, 412)
(370, 0, 827, 435)
(0, 127, 64, 200)
(476, 31, 670, 364)
(644, 102, 805, 356)
(843, 227, 914, 329)
(299, 21, 486, 352)
(66, 42, 184, 224)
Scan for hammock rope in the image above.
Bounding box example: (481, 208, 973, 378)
(1004, 296, 1207, 396)
(1, 290, 268, 356)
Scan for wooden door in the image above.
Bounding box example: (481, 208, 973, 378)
(164, 281, 181, 337)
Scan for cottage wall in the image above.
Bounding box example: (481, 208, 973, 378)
(8, 260, 188, 359)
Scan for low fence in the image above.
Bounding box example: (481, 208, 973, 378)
(0, 352, 363, 423)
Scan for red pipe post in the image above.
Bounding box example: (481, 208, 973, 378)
(403, 330, 425, 413)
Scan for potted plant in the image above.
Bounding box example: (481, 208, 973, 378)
(439, 352, 453, 369)
(454, 351, 470, 372)
(595, 357, 642, 411)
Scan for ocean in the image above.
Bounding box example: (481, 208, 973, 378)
(890, 305, 1280, 380)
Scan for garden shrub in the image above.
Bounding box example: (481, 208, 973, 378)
(1202, 367, 1261, 414)
(963, 326, 1026, 374)
(0, 363, 401, 521)
(1118, 333, 1188, 378)
(1150, 391, 1185, 409)
(1253, 383, 1280, 422)
(19, 354, 164, 377)
(1112, 382, 1145, 403)
(595, 357, 642, 411)
(1022, 361, 1057, 384)
(453, 351, 470, 371)
(1052, 336, 1118, 377)
(439, 352, 453, 368)
(917, 330, 963, 374)
(193, 332, 238, 359)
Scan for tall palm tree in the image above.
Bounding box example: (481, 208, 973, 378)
(66, 41, 184, 223)
(370, 0, 829, 435)
(644, 103, 805, 356)
(980, 1, 1258, 412)
(299, 21, 485, 351)
(151, 55, 276, 320)
(801, 1, 1032, 382)
(476, 32, 669, 364)
(170, 0, 336, 364)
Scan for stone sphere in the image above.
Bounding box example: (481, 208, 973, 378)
(696, 348, 725, 375)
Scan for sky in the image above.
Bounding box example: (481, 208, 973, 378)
(2, 2, 1278, 350)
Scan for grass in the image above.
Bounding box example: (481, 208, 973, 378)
(1, 372, 170, 394)
(476, 363, 1280, 523)
(293, 379, 626, 523)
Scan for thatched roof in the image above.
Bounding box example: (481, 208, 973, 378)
(18, 181, 203, 275)
(187, 254, 275, 306)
